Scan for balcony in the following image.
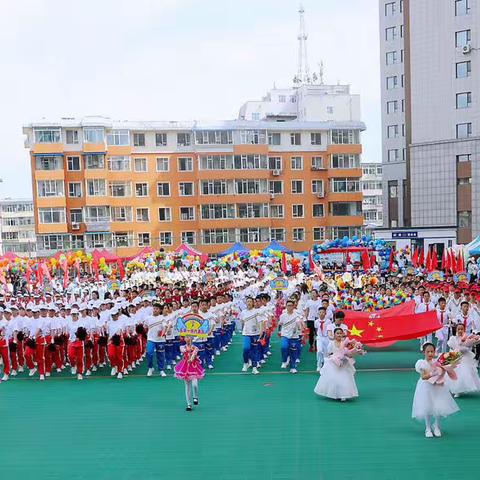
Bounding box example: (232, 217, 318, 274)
(84, 217, 111, 232)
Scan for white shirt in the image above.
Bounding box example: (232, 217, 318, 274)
(239, 309, 261, 336)
(146, 314, 166, 342)
(278, 311, 303, 339)
(304, 299, 322, 321)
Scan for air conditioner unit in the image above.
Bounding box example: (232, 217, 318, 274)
(463, 43, 472, 54)
(272, 169, 281, 176)
(72, 223, 80, 230)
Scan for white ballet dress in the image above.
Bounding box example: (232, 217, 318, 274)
(314, 341, 358, 400)
(411, 359, 460, 420)
(445, 336, 480, 395)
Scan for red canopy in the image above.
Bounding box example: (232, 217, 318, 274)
(0, 251, 23, 261)
(174, 244, 208, 263)
(122, 247, 156, 262)
(91, 249, 119, 263)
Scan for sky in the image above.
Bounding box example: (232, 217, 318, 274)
(0, 0, 381, 199)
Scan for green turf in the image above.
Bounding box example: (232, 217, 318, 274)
(1, 336, 479, 480)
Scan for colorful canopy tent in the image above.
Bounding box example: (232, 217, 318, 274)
(218, 242, 249, 257)
(465, 236, 480, 256)
(91, 249, 120, 263)
(122, 247, 155, 262)
(262, 241, 293, 256)
(174, 244, 208, 264)
(0, 251, 24, 261)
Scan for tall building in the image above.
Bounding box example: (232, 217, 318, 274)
(361, 162, 383, 229)
(378, 0, 477, 250)
(0, 199, 36, 257)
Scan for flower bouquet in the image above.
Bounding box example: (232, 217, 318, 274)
(461, 334, 480, 348)
(428, 350, 462, 385)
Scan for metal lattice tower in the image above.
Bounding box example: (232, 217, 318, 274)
(294, 5, 310, 85)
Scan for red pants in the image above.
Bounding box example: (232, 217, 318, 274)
(45, 344, 63, 373)
(0, 344, 11, 375)
(108, 344, 124, 372)
(68, 341, 84, 374)
(98, 343, 107, 365)
(85, 345, 93, 371)
(92, 336, 100, 366)
(25, 342, 46, 375)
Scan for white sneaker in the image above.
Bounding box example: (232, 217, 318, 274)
(340, 398, 346, 402)
(39, 374, 45, 381)
(252, 367, 259, 375)
(433, 426, 442, 437)
(123, 369, 128, 375)
(208, 365, 214, 369)
(176, 355, 181, 360)
(242, 363, 249, 372)
(425, 429, 434, 438)
(10, 370, 17, 376)
(110, 367, 117, 376)
(454, 394, 460, 398)
(127, 366, 132, 372)
(29, 368, 37, 377)
(317, 367, 321, 372)
(71, 367, 77, 375)
(56, 368, 62, 373)
(267, 351, 272, 356)
(221, 347, 227, 352)
(166, 365, 172, 370)
(45, 372, 51, 377)
(296, 359, 301, 364)
(18, 366, 24, 373)
(247, 360, 252, 368)
(216, 350, 221, 356)
(260, 359, 266, 364)
(281, 362, 288, 369)
(85, 370, 91, 376)
(117, 372, 123, 379)
(92, 366, 97, 372)
(160, 371, 166, 377)
(290, 368, 298, 374)
(147, 368, 154, 377)
(77, 374, 83, 380)
(2, 374, 9, 381)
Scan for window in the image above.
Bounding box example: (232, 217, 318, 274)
(181, 232, 196, 245)
(155, 133, 167, 146)
(160, 232, 173, 246)
(109, 181, 131, 197)
(39, 235, 65, 251)
(291, 180, 304, 194)
(331, 154, 360, 169)
(268, 132, 281, 145)
(385, 2, 396, 16)
(251, 113, 260, 121)
(201, 229, 235, 245)
(177, 132, 191, 146)
(238, 203, 269, 219)
(385, 26, 396, 41)
(39, 207, 65, 224)
(71, 235, 84, 249)
(386, 76, 398, 90)
(458, 211, 472, 228)
(456, 92, 472, 109)
(235, 179, 268, 195)
(330, 202, 362, 216)
(195, 130, 233, 145)
(270, 228, 286, 242)
(292, 204, 304, 218)
(70, 209, 83, 224)
(201, 204, 235, 220)
(179, 182, 194, 196)
(455, 0, 470, 16)
(138, 233, 151, 247)
(35, 155, 63, 170)
(86, 233, 108, 248)
(34, 129, 61, 143)
(136, 208, 150, 222)
(84, 153, 105, 169)
(313, 227, 325, 242)
(312, 204, 325, 218)
(387, 125, 399, 138)
(386, 51, 397, 65)
(135, 182, 149, 197)
(331, 178, 360, 193)
(331, 130, 359, 144)
(68, 182, 82, 198)
(66, 130, 79, 144)
(111, 206, 132, 222)
(291, 156, 303, 170)
(37, 180, 64, 197)
(157, 182, 170, 196)
(279, 95, 286, 103)
(180, 207, 195, 221)
(133, 133, 145, 147)
(456, 61, 471, 78)
(156, 157, 169, 172)
(326, 106, 334, 114)
(455, 30, 471, 47)
(240, 130, 266, 144)
(134, 158, 147, 172)
(293, 228, 305, 242)
(290, 133, 301, 145)
(456, 123, 472, 139)
(270, 205, 284, 218)
(83, 127, 104, 144)
(86, 206, 109, 223)
(388, 149, 400, 162)
(199, 155, 233, 170)
(388, 181, 398, 198)
(457, 154, 471, 163)
(311, 180, 324, 196)
(178, 157, 193, 172)
(201, 180, 229, 195)
(268, 156, 282, 170)
(86, 179, 106, 196)
(108, 156, 130, 171)
(107, 130, 129, 146)
(67, 156, 81, 171)
(158, 207, 172, 222)
(311, 133, 322, 145)
(387, 100, 398, 114)
(233, 154, 268, 170)
(269, 181, 283, 195)
(113, 233, 131, 248)
(311, 156, 323, 170)
(457, 177, 472, 185)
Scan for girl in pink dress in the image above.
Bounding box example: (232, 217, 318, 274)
(174, 336, 205, 411)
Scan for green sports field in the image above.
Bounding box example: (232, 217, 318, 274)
(1, 337, 479, 480)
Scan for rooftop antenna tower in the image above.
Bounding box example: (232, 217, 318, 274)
(293, 5, 311, 85)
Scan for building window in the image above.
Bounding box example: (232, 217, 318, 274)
(269, 180, 283, 195)
(156, 157, 169, 172)
(240, 130, 266, 144)
(177, 132, 191, 147)
(311, 156, 323, 170)
(388, 149, 400, 162)
(136, 208, 150, 222)
(456, 61, 471, 78)
(388, 182, 398, 198)
(331, 129, 359, 144)
(387, 125, 399, 138)
(181, 231, 196, 245)
(83, 128, 104, 144)
(107, 129, 129, 146)
(111, 206, 132, 222)
(268, 156, 282, 170)
(34, 129, 61, 143)
(155, 133, 167, 146)
(195, 130, 233, 145)
(386, 76, 398, 90)
(157, 182, 171, 196)
(71, 234, 84, 249)
(326, 106, 334, 114)
(311, 133, 322, 145)
(270, 205, 284, 218)
(68, 182, 82, 198)
(86, 179, 106, 196)
(292, 204, 304, 218)
(331, 154, 360, 169)
(109, 181, 131, 197)
(201, 229, 235, 245)
(238, 203, 269, 219)
(70, 209, 83, 224)
(279, 95, 286, 103)
(39, 207, 65, 224)
(268, 132, 281, 145)
(178, 157, 193, 172)
(290, 156, 303, 170)
(160, 232, 173, 246)
(108, 156, 130, 171)
(458, 211, 472, 228)
(201, 180, 229, 196)
(455, 30, 471, 47)
(86, 233, 109, 248)
(201, 204, 235, 220)
(133, 133, 145, 147)
(456, 123, 472, 139)
(39, 234, 65, 251)
(457, 177, 472, 185)
(138, 233, 151, 247)
(330, 202, 362, 216)
(158, 207, 172, 222)
(67, 156, 81, 171)
(113, 232, 131, 248)
(84, 153, 105, 169)
(456, 154, 471, 163)
(312, 204, 325, 218)
(293, 228, 305, 242)
(239, 227, 269, 243)
(385, 26, 396, 41)
(455, 0, 470, 16)
(387, 100, 398, 114)
(456, 92, 472, 109)
(35, 155, 63, 170)
(135, 183, 148, 197)
(290, 133, 301, 145)
(37, 180, 64, 197)
(180, 207, 195, 221)
(270, 228, 286, 242)
(85, 206, 109, 223)
(385, 2, 396, 16)
(134, 158, 147, 172)
(291, 180, 304, 194)
(386, 51, 398, 65)
(179, 182, 194, 196)
(331, 178, 360, 193)
(311, 180, 324, 196)
(66, 130, 79, 144)
(251, 113, 260, 120)
(313, 227, 325, 242)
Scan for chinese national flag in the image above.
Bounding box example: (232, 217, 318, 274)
(441, 249, 447, 271)
(450, 250, 457, 274)
(431, 249, 438, 271)
(456, 251, 464, 273)
(425, 249, 432, 272)
(419, 249, 425, 267)
(412, 248, 418, 267)
(309, 251, 315, 271)
(281, 252, 288, 274)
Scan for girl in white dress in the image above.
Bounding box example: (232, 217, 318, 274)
(412, 343, 459, 438)
(314, 328, 359, 402)
(446, 323, 480, 397)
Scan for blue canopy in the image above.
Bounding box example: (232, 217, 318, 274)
(218, 242, 249, 257)
(262, 241, 293, 255)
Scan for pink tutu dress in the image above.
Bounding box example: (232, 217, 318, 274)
(174, 345, 205, 381)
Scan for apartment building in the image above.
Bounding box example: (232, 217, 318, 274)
(361, 162, 383, 229)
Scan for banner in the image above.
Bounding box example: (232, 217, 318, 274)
(427, 270, 444, 281)
(176, 313, 210, 338)
(269, 276, 289, 291)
